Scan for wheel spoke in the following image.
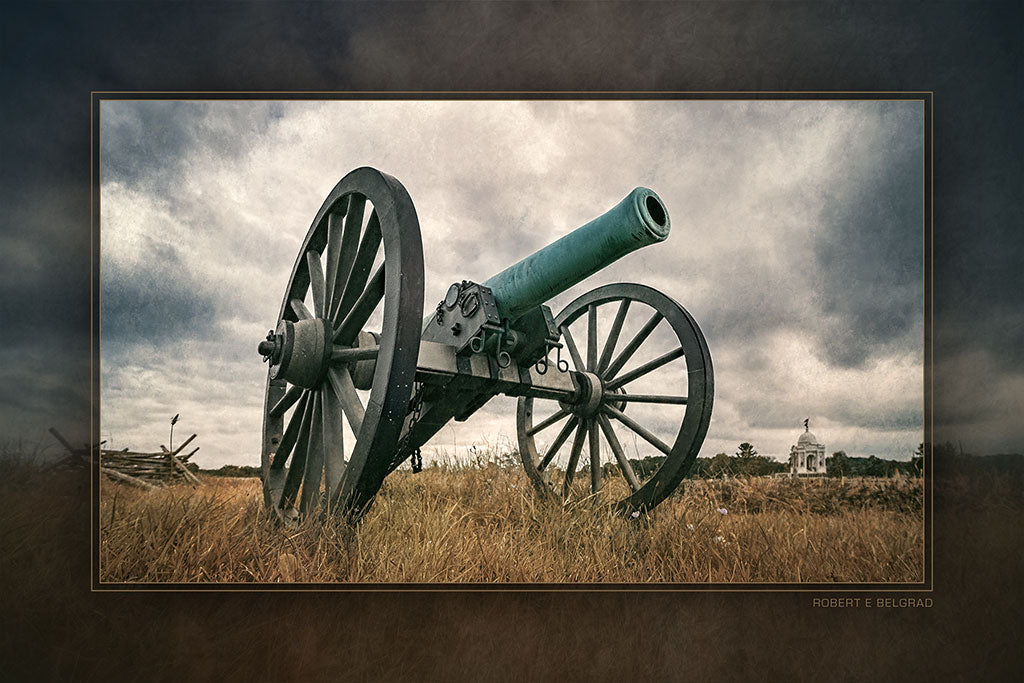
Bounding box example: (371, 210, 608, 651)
(281, 392, 316, 510)
(300, 391, 325, 515)
(587, 303, 598, 371)
(603, 404, 673, 456)
(333, 209, 381, 326)
(269, 384, 303, 419)
(588, 419, 602, 493)
(323, 211, 344, 314)
(613, 392, 687, 405)
(328, 196, 365, 321)
(562, 420, 589, 497)
(333, 263, 385, 345)
(327, 366, 365, 435)
(306, 250, 326, 318)
(560, 324, 585, 371)
(527, 407, 571, 437)
(606, 346, 685, 391)
(321, 381, 346, 501)
(598, 414, 641, 491)
(597, 298, 631, 375)
(266, 467, 286, 502)
(603, 311, 663, 381)
(538, 415, 579, 471)
(290, 298, 314, 321)
(271, 391, 309, 469)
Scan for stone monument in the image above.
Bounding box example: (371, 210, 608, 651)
(789, 419, 826, 476)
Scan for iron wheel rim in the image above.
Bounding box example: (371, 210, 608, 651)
(517, 283, 713, 513)
(260, 167, 423, 523)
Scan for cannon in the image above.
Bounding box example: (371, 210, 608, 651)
(257, 167, 713, 523)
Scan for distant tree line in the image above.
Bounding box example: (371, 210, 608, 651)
(826, 452, 917, 478)
(600, 442, 790, 479)
(826, 443, 924, 478)
(629, 442, 927, 479)
(603, 443, 1014, 481)
(199, 442, 930, 481)
(198, 464, 262, 477)
(687, 442, 788, 478)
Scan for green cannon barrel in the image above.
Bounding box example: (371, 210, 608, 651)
(483, 187, 671, 321)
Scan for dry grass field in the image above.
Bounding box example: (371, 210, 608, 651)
(7, 445, 1023, 681)
(97, 457, 924, 584)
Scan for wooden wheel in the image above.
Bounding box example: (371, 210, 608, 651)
(258, 167, 423, 523)
(517, 283, 713, 513)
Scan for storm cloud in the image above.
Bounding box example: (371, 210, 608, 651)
(99, 99, 924, 467)
(1, 3, 1019, 464)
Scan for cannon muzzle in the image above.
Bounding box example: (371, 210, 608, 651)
(483, 187, 670, 321)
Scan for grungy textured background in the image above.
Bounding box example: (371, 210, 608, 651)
(1, 2, 1021, 680)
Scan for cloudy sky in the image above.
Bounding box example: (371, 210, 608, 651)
(98, 99, 923, 468)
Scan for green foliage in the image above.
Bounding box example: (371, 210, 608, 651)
(200, 464, 262, 478)
(625, 456, 668, 478)
(736, 442, 758, 459)
(825, 452, 920, 478)
(827, 451, 850, 477)
(912, 443, 924, 476)
(707, 452, 733, 477)
(688, 449, 786, 478)
(737, 455, 786, 477)
(864, 455, 887, 478)
(727, 443, 783, 476)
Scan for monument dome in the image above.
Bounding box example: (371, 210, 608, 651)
(789, 420, 826, 476)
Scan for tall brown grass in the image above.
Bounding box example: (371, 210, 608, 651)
(98, 458, 924, 584)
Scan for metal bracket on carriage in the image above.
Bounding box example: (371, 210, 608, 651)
(505, 305, 565, 375)
(412, 338, 576, 401)
(423, 281, 567, 374)
(422, 280, 507, 359)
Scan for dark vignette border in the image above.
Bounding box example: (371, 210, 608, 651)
(6, 2, 1021, 679)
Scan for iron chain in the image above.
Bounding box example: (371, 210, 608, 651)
(391, 381, 424, 473)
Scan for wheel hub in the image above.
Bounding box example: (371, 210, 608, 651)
(565, 371, 605, 418)
(260, 318, 333, 388)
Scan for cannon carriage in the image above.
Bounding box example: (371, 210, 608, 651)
(257, 167, 713, 523)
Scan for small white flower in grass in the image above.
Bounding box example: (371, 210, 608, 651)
(631, 510, 640, 518)
(686, 523, 695, 531)
(717, 507, 728, 515)
(714, 535, 726, 544)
